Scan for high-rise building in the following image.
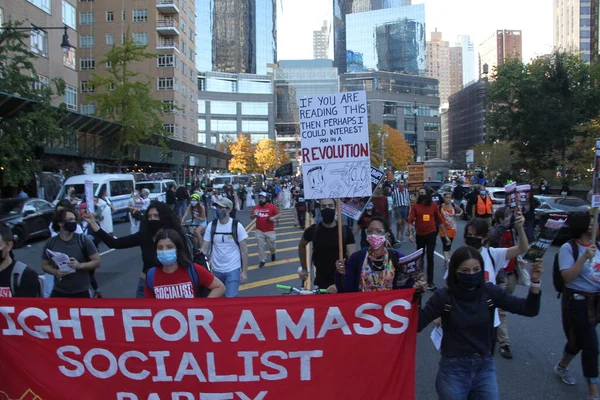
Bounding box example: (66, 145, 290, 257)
(77, 0, 199, 144)
(426, 29, 463, 106)
(554, 0, 599, 64)
(478, 29, 523, 78)
(340, 71, 441, 161)
(456, 35, 477, 85)
(333, 0, 412, 73)
(196, 0, 277, 74)
(2, 0, 79, 109)
(313, 20, 330, 59)
(345, 4, 426, 75)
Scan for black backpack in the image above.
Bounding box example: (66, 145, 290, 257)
(553, 240, 578, 298)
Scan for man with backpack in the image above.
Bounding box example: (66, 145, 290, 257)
(298, 198, 356, 290)
(201, 197, 249, 297)
(0, 222, 40, 297)
(41, 208, 100, 298)
(553, 213, 600, 400)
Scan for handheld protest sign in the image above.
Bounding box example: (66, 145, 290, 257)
(298, 91, 370, 200)
(337, 198, 344, 263)
(591, 139, 600, 241)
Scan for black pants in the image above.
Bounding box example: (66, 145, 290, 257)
(51, 290, 91, 298)
(416, 231, 437, 285)
(296, 208, 306, 228)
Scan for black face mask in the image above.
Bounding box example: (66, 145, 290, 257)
(64, 221, 78, 233)
(0, 247, 6, 264)
(321, 208, 335, 224)
(417, 195, 427, 203)
(465, 236, 484, 249)
(456, 271, 483, 290)
(147, 220, 163, 234)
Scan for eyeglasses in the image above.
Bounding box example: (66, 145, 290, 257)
(366, 228, 386, 236)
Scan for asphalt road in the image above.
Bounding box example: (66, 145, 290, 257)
(13, 208, 590, 400)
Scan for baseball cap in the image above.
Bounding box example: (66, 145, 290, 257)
(259, 191, 268, 198)
(212, 197, 234, 209)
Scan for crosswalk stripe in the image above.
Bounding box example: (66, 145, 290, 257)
(246, 231, 302, 240)
(247, 237, 301, 248)
(248, 246, 297, 258)
(248, 257, 300, 271)
(240, 274, 299, 291)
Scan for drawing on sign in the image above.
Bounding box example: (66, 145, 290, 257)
(341, 166, 385, 220)
(298, 91, 370, 199)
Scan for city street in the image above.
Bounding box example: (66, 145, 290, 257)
(14, 208, 588, 399)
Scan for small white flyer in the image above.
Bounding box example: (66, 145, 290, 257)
(430, 326, 443, 351)
(46, 249, 76, 274)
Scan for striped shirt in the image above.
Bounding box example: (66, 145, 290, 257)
(392, 188, 410, 207)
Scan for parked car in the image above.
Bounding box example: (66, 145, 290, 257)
(533, 195, 591, 240)
(135, 179, 176, 202)
(0, 198, 55, 248)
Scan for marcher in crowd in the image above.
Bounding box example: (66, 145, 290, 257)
(166, 184, 176, 212)
(391, 180, 411, 244)
(96, 186, 114, 236)
(354, 202, 380, 249)
(0, 222, 40, 297)
(439, 192, 463, 268)
(42, 208, 100, 298)
(223, 184, 239, 218)
(298, 198, 355, 290)
(144, 229, 225, 299)
(250, 192, 279, 269)
(539, 178, 550, 195)
(408, 187, 450, 290)
(554, 213, 600, 400)
(175, 185, 190, 217)
(83, 201, 186, 298)
(472, 187, 493, 226)
(201, 197, 249, 298)
(418, 245, 543, 400)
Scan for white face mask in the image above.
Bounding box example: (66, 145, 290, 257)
(191, 201, 198, 207)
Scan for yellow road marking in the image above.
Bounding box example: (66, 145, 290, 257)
(240, 274, 299, 291)
(248, 257, 300, 271)
(248, 246, 297, 258)
(247, 237, 301, 247)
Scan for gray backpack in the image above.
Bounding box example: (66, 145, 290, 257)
(10, 261, 43, 297)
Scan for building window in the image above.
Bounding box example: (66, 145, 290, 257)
(383, 102, 396, 115)
(163, 124, 179, 136)
(80, 58, 95, 70)
(63, 47, 76, 70)
(404, 119, 415, 132)
(32, 74, 49, 91)
(122, 9, 126, 21)
(181, 83, 187, 97)
(132, 9, 148, 23)
(181, 40, 186, 53)
(182, 127, 187, 140)
(62, 1, 76, 29)
(212, 119, 237, 132)
(133, 32, 148, 45)
(182, 105, 187, 117)
(181, 20, 186, 32)
(106, 33, 114, 45)
(79, 12, 94, 25)
(106, 11, 114, 22)
(79, 35, 95, 48)
(64, 85, 77, 111)
(424, 122, 440, 132)
(241, 102, 268, 116)
(198, 119, 206, 131)
(198, 133, 206, 144)
(27, 0, 51, 14)
(197, 100, 206, 114)
(163, 100, 177, 114)
(121, 33, 126, 44)
(181, 62, 186, 75)
(157, 77, 176, 91)
(30, 28, 48, 57)
(106, 60, 112, 68)
(80, 81, 95, 93)
(158, 54, 177, 67)
(383, 119, 397, 130)
(210, 101, 237, 115)
(81, 104, 96, 115)
(242, 120, 269, 133)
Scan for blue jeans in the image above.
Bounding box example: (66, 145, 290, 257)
(175, 200, 187, 217)
(436, 356, 499, 400)
(212, 268, 241, 298)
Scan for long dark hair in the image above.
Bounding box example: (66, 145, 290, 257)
(55, 199, 73, 211)
(417, 188, 432, 206)
(568, 213, 592, 239)
(464, 217, 490, 239)
(154, 228, 192, 267)
(140, 200, 186, 242)
(446, 246, 486, 291)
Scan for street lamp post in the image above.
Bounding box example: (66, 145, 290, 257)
(0, 25, 74, 55)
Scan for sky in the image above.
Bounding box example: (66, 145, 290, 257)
(277, 0, 554, 64)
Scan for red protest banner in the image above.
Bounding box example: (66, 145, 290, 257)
(0, 290, 418, 400)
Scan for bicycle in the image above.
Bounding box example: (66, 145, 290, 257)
(183, 223, 210, 271)
(276, 284, 328, 295)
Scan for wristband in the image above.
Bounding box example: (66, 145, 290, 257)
(530, 281, 541, 288)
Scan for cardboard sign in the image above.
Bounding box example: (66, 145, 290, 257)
(407, 163, 424, 184)
(340, 166, 385, 221)
(0, 292, 418, 400)
(85, 180, 95, 214)
(298, 91, 370, 199)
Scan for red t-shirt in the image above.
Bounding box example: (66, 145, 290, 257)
(144, 264, 214, 299)
(253, 203, 279, 232)
(408, 203, 443, 236)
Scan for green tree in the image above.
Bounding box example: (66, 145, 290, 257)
(88, 32, 168, 169)
(0, 22, 70, 187)
(473, 141, 514, 178)
(486, 52, 600, 176)
(229, 134, 257, 173)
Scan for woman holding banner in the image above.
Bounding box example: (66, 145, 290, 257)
(418, 245, 544, 400)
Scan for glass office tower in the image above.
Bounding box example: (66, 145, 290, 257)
(345, 5, 426, 75)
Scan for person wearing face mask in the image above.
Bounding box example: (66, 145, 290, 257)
(250, 192, 279, 268)
(298, 198, 356, 290)
(334, 217, 426, 293)
(144, 229, 225, 299)
(354, 202, 380, 249)
(419, 246, 543, 400)
(82, 201, 186, 298)
(408, 188, 450, 290)
(0, 222, 40, 297)
(41, 208, 100, 298)
(182, 193, 207, 228)
(472, 186, 493, 226)
(201, 197, 249, 297)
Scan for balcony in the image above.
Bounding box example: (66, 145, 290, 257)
(156, 0, 179, 14)
(157, 38, 179, 51)
(156, 19, 179, 36)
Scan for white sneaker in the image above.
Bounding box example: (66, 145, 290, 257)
(554, 362, 576, 385)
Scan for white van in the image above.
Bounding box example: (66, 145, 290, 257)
(54, 174, 135, 219)
(135, 179, 176, 202)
